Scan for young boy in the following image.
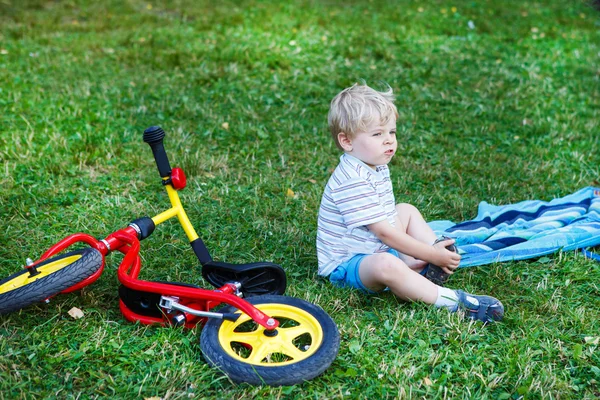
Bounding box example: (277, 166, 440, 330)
(317, 83, 504, 323)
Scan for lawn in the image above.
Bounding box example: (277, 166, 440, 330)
(1, 0, 599, 398)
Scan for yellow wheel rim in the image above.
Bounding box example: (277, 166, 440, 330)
(0, 255, 82, 295)
(218, 303, 324, 366)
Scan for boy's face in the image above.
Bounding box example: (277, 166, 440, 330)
(338, 115, 397, 169)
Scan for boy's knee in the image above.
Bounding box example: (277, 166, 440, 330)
(396, 203, 420, 216)
(369, 253, 408, 284)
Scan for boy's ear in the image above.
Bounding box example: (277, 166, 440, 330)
(338, 132, 353, 152)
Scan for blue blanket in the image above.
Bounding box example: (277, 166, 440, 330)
(428, 187, 600, 267)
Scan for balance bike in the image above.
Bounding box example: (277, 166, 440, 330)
(0, 126, 340, 386)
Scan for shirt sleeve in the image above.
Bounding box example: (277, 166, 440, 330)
(330, 177, 388, 229)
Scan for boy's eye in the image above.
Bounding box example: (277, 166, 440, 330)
(390, 131, 397, 135)
(372, 133, 381, 136)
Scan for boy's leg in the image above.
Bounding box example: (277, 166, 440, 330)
(394, 203, 438, 271)
(357, 252, 504, 322)
(358, 252, 438, 303)
(395, 203, 438, 243)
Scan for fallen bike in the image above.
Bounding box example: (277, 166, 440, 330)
(0, 126, 340, 386)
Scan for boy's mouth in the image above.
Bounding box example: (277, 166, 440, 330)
(385, 149, 394, 156)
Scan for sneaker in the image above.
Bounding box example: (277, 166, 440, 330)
(455, 290, 504, 323)
(425, 236, 457, 286)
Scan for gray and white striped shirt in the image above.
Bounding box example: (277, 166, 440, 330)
(317, 153, 397, 276)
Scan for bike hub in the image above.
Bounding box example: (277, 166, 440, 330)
(263, 328, 278, 337)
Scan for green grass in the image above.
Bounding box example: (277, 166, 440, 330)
(1, 0, 599, 398)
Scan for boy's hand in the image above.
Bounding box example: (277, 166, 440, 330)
(367, 221, 461, 272)
(432, 238, 461, 274)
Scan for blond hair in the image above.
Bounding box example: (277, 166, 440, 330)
(327, 83, 398, 149)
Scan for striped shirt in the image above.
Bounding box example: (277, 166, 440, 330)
(317, 153, 397, 276)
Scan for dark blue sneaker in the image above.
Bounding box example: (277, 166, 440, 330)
(455, 290, 504, 323)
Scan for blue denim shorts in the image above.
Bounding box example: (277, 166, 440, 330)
(329, 249, 401, 294)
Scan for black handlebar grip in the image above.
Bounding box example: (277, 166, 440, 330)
(143, 126, 172, 178)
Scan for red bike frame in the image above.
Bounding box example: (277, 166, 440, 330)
(30, 173, 280, 330)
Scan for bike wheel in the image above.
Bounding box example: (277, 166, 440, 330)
(0, 248, 103, 315)
(200, 295, 340, 386)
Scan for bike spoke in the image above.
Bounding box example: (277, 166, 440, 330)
(227, 331, 261, 345)
(246, 341, 272, 364)
(275, 340, 305, 361)
(279, 324, 310, 342)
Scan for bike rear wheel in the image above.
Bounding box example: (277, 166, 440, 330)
(200, 295, 340, 386)
(0, 248, 103, 315)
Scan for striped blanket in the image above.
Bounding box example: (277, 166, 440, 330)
(428, 187, 600, 267)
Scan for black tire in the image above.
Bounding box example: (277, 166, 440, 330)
(200, 295, 340, 386)
(0, 248, 103, 315)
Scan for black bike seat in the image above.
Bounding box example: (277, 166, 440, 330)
(202, 260, 287, 296)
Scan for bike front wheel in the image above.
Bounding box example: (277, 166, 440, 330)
(0, 248, 103, 315)
(200, 295, 340, 386)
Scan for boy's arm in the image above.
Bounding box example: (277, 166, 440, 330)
(367, 220, 460, 271)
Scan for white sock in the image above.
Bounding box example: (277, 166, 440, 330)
(434, 287, 459, 310)
(434, 288, 481, 312)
